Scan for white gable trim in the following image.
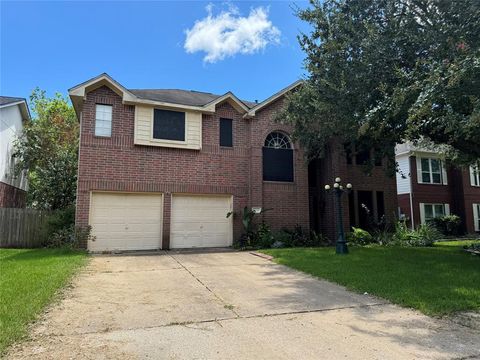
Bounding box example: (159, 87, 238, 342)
(202, 92, 250, 114)
(244, 80, 303, 118)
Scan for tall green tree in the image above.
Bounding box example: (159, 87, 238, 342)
(280, 0, 480, 165)
(14, 88, 78, 210)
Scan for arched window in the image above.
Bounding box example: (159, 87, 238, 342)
(263, 132, 294, 182)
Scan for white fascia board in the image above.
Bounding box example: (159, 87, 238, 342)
(244, 80, 303, 118)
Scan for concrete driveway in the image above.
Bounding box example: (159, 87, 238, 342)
(8, 250, 480, 359)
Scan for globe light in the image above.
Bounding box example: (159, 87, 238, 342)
(333, 182, 340, 188)
(335, 177, 341, 183)
(339, 185, 344, 190)
(346, 183, 352, 189)
(324, 184, 331, 190)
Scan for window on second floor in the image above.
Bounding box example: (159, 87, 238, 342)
(95, 104, 112, 137)
(419, 157, 445, 184)
(153, 109, 185, 141)
(219, 118, 233, 147)
(263, 132, 294, 182)
(470, 163, 480, 187)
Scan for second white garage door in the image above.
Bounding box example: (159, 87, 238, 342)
(89, 192, 163, 252)
(170, 195, 233, 248)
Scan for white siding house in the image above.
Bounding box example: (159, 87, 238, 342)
(0, 97, 30, 196)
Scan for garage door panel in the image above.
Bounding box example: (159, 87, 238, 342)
(89, 193, 163, 252)
(170, 195, 232, 249)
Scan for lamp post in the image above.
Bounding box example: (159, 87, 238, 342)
(325, 177, 352, 255)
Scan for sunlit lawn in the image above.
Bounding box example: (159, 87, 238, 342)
(262, 240, 480, 316)
(0, 248, 88, 355)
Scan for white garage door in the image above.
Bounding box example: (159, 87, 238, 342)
(170, 195, 233, 248)
(89, 192, 163, 252)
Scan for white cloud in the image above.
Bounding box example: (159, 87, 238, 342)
(184, 4, 281, 63)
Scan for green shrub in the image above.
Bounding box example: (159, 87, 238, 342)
(43, 205, 75, 238)
(392, 222, 440, 247)
(256, 223, 275, 248)
(271, 230, 293, 248)
(429, 214, 463, 236)
(347, 227, 374, 246)
(46, 225, 95, 248)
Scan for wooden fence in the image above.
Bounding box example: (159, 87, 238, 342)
(0, 208, 50, 248)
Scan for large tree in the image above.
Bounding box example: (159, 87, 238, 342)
(14, 89, 78, 210)
(281, 0, 480, 166)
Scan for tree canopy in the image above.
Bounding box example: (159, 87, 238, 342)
(280, 0, 480, 165)
(14, 89, 78, 210)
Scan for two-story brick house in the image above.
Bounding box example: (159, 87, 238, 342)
(396, 142, 480, 233)
(70, 73, 397, 251)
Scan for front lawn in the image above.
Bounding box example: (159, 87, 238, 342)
(261, 240, 480, 316)
(0, 248, 88, 354)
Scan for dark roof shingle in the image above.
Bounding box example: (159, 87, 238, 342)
(0, 96, 26, 106)
(129, 89, 255, 109)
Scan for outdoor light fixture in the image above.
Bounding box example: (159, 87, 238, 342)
(325, 177, 353, 254)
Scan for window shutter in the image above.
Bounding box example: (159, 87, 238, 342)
(470, 166, 476, 186)
(419, 203, 425, 224)
(416, 157, 423, 184)
(444, 203, 450, 215)
(473, 204, 480, 232)
(441, 161, 448, 185)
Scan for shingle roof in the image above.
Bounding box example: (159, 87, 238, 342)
(0, 96, 26, 106)
(129, 89, 256, 109)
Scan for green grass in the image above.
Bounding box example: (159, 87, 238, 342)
(262, 240, 480, 316)
(0, 248, 88, 354)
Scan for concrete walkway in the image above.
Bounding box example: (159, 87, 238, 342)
(8, 250, 480, 359)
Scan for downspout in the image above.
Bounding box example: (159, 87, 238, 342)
(409, 153, 415, 229)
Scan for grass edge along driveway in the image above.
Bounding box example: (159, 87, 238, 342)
(262, 240, 480, 317)
(0, 248, 88, 355)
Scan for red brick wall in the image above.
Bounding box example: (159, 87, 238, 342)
(405, 156, 480, 233)
(0, 181, 26, 208)
(76, 86, 309, 248)
(459, 167, 480, 233)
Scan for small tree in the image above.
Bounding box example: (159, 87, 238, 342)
(14, 88, 79, 210)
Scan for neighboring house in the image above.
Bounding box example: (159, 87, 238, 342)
(69, 73, 397, 251)
(396, 142, 480, 233)
(0, 96, 29, 208)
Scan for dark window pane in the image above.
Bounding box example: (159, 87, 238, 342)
(374, 148, 382, 166)
(356, 148, 370, 165)
(344, 143, 353, 165)
(153, 109, 185, 141)
(432, 173, 441, 184)
(219, 118, 233, 147)
(348, 191, 356, 228)
(421, 158, 430, 172)
(422, 172, 431, 183)
(424, 204, 433, 220)
(376, 191, 385, 219)
(263, 147, 294, 182)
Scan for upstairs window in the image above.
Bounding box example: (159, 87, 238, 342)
(95, 104, 112, 137)
(263, 132, 294, 182)
(219, 118, 233, 147)
(470, 163, 480, 187)
(419, 157, 445, 184)
(153, 109, 185, 141)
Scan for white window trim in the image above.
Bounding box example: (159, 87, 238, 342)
(419, 203, 450, 224)
(95, 104, 112, 137)
(470, 164, 480, 187)
(416, 157, 447, 185)
(473, 204, 480, 232)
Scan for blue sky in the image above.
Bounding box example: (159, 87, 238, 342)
(1, 1, 310, 103)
